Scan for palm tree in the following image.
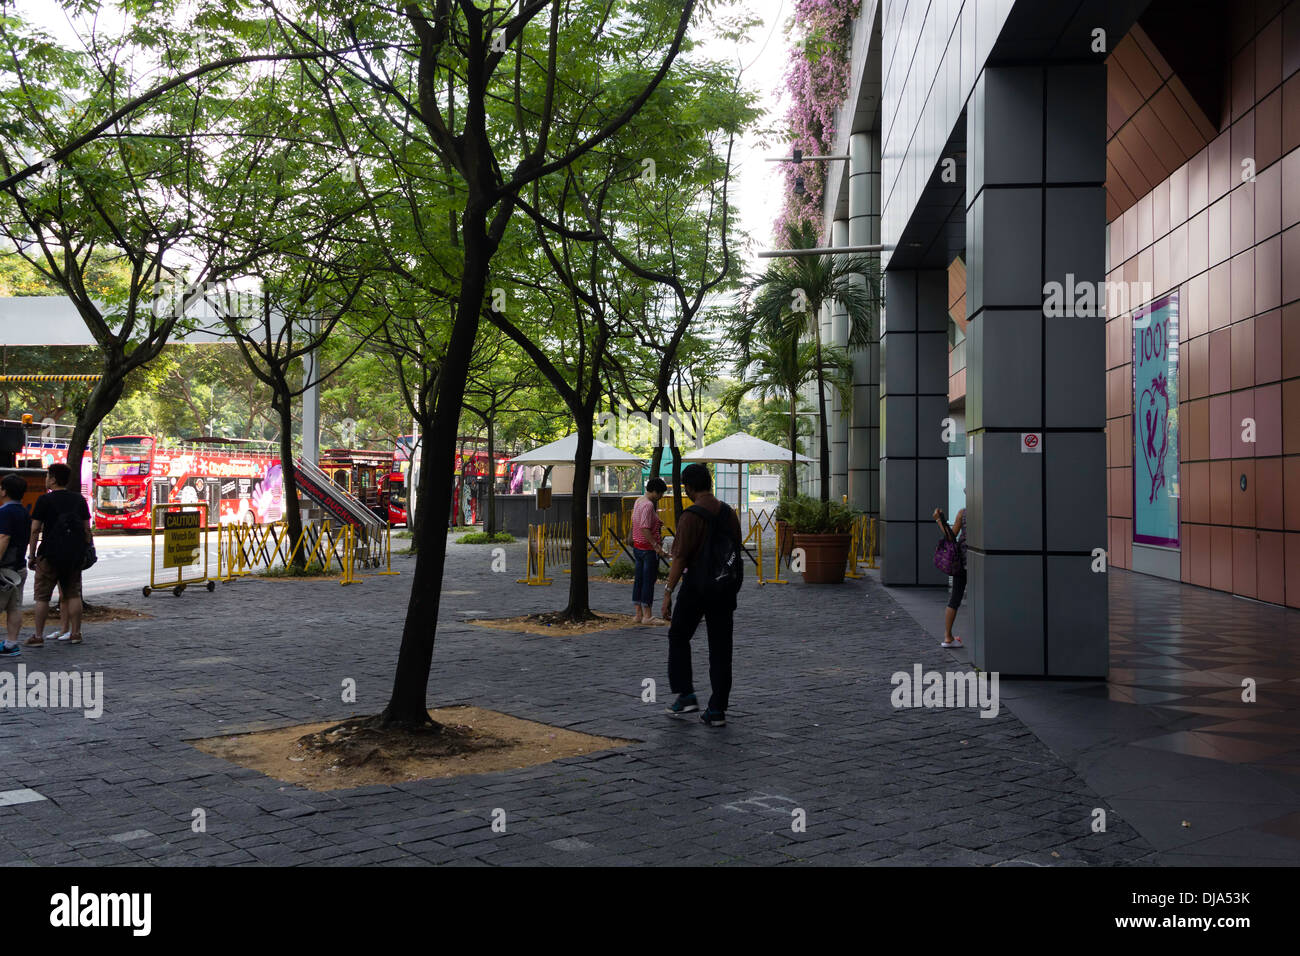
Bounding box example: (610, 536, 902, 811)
(724, 328, 853, 497)
(745, 220, 882, 502)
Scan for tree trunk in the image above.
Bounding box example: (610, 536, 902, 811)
(787, 393, 798, 498)
(65, 375, 125, 495)
(274, 387, 305, 570)
(563, 423, 595, 621)
(814, 340, 831, 503)
(380, 225, 489, 728)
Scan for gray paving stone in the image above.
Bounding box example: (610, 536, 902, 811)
(0, 545, 1162, 866)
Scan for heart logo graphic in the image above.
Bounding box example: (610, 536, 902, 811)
(1137, 372, 1169, 505)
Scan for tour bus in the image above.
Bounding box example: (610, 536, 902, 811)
(1, 418, 92, 516)
(17, 435, 94, 517)
(94, 434, 284, 531)
(319, 447, 393, 521)
(379, 470, 406, 526)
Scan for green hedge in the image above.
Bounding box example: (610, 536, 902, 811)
(456, 532, 514, 544)
(604, 556, 668, 580)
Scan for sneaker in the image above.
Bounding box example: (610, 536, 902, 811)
(941, 637, 963, 648)
(0, 641, 20, 657)
(666, 693, 698, 715)
(54, 630, 71, 642)
(700, 709, 726, 727)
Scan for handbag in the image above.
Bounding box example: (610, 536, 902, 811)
(932, 516, 964, 575)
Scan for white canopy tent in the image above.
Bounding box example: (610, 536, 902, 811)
(683, 432, 813, 515)
(682, 432, 814, 465)
(509, 432, 646, 467)
(509, 432, 645, 524)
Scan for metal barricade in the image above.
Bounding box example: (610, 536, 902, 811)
(144, 503, 214, 597)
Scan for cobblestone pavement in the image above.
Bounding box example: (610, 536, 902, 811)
(0, 537, 1157, 866)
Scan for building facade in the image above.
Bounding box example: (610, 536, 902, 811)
(801, 0, 1292, 676)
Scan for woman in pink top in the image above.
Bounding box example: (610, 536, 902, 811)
(631, 477, 667, 623)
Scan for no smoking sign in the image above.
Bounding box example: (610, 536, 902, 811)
(1021, 432, 1042, 454)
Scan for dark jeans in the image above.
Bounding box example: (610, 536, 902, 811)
(632, 547, 658, 606)
(667, 588, 734, 713)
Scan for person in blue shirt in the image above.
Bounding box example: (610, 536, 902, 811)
(0, 474, 32, 656)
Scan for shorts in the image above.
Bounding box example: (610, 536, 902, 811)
(1, 568, 26, 614)
(947, 570, 967, 611)
(33, 556, 81, 604)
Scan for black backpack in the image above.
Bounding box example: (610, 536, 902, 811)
(44, 507, 87, 571)
(684, 502, 743, 600)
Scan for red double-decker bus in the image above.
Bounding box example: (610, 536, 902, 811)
(94, 435, 285, 531)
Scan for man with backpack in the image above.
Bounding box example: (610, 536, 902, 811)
(24, 462, 94, 647)
(0, 473, 32, 657)
(660, 463, 743, 727)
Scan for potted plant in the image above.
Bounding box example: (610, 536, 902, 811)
(783, 495, 856, 584)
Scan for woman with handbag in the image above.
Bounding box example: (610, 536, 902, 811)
(932, 507, 966, 648)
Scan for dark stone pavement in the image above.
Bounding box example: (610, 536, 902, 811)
(0, 535, 1166, 866)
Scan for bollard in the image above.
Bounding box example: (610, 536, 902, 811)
(378, 521, 401, 575)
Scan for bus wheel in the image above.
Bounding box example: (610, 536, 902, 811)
(205, 580, 216, 593)
(173, 584, 185, 597)
(142, 586, 152, 597)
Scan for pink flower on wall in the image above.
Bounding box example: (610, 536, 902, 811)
(777, 0, 860, 243)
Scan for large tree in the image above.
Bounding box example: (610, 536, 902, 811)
(269, 0, 701, 723)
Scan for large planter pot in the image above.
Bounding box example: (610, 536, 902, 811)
(791, 532, 852, 584)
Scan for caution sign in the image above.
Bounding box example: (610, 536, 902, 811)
(163, 510, 202, 568)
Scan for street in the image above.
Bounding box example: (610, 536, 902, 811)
(17, 531, 219, 601)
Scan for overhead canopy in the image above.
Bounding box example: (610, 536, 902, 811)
(682, 432, 813, 465)
(0, 294, 285, 345)
(508, 432, 645, 467)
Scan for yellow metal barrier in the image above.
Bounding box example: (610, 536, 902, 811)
(516, 524, 553, 586)
(210, 517, 385, 584)
(378, 522, 401, 575)
(144, 503, 214, 597)
(845, 515, 866, 579)
(866, 517, 878, 569)
(340, 524, 362, 585)
(746, 510, 788, 586)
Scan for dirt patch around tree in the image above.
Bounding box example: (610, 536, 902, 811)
(468, 610, 645, 635)
(20, 605, 151, 627)
(190, 706, 631, 792)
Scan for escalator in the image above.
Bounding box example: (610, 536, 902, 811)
(291, 459, 386, 563)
